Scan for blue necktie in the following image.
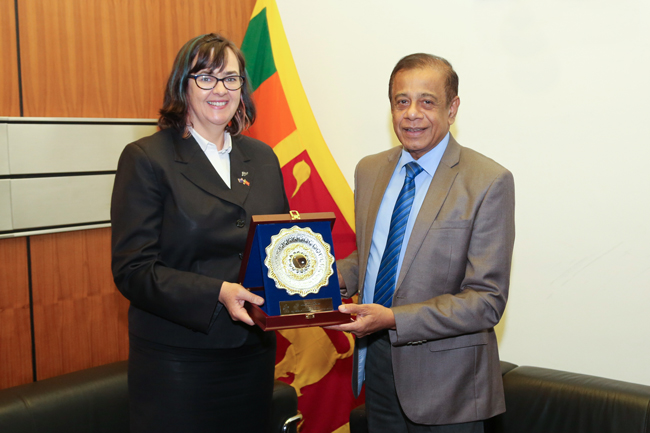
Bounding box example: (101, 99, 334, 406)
(373, 162, 424, 307)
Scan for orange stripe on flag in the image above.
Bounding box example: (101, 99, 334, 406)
(246, 72, 296, 147)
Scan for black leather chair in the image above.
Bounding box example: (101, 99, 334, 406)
(0, 361, 301, 433)
(485, 365, 650, 433)
(271, 380, 302, 433)
(350, 361, 650, 433)
(349, 402, 368, 433)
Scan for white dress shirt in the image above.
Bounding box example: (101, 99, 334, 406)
(188, 127, 233, 188)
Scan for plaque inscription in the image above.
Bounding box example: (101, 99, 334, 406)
(279, 298, 334, 315)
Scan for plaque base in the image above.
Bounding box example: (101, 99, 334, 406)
(245, 302, 352, 331)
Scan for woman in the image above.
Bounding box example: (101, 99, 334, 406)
(111, 33, 289, 433)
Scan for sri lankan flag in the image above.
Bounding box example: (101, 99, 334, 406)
(241, 1, 363, 432)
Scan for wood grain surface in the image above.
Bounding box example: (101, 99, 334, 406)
(0, 237, 32, 389)
(29, 228, 129, 380)
(0, 0, 20, 116)
(18, 0, 256, 118)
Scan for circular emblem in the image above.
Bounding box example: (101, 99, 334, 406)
(264, 226, 335, 297)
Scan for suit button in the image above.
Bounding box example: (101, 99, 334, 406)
(236, 219, 245, 228)
(239, 253, 244, 260)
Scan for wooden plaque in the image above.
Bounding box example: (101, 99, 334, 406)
(239, 211, 351, 330)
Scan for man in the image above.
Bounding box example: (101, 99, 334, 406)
(329, 54, 515, 433)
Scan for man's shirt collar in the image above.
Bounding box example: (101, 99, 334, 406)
(398, 131, 450, 176)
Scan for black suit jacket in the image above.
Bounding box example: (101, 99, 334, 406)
(111, 128, 289, 348)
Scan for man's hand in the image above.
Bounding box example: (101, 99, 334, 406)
(326, 303, 396, 338)
(218, 282, 264, 326)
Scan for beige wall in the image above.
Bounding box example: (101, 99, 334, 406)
(277, 0, 650, 386)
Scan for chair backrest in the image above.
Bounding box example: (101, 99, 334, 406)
(0, 361, 301, 433)
(487, 366, 650, 433)
(0, 361, 129, 433)
(351, 362, 650, 433)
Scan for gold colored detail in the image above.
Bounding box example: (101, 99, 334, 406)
(292, 254, 307, 268)
(291, 160, 311, 198)
(280, 298, 333, 315)
(272, 130, 304, 167)
(280, 243, 317, 281)
(264, 226, 334, 297)
(275, 327, 355, 397)
(290, 210, 300, 220)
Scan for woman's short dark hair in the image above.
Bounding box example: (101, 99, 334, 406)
(158, 33, 256, 136)
(388, 53, 459, 107)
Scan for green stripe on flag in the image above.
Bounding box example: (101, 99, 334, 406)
(241, 8, 276, 92)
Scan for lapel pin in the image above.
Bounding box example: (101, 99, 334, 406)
(238, 178, 250, 186)
(241, 171, 248, 176)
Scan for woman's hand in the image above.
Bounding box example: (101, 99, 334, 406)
(218, 282, 264, 326)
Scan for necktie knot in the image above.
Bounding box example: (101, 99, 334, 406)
(404, 162, 423, 181)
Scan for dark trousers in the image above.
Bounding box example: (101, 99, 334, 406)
(128, 332, 276, 433)
(365, 331, 484, 433)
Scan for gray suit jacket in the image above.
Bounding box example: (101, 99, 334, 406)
(338, 136, 515, 424)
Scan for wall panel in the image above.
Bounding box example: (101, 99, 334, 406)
(0, 180, 11, 231)
(11, 175, 114, 230)
(1, 119, 157, 237)
(0, 123, 8, 174)
(0, 237, 32, 389)
(0, 0, 20, 117)
(30, 228, 129, 380)
(7, 121, 157, 174)
(18, 0, 256, 118)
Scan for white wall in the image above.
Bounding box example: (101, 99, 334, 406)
(277, 0, 650, 385)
